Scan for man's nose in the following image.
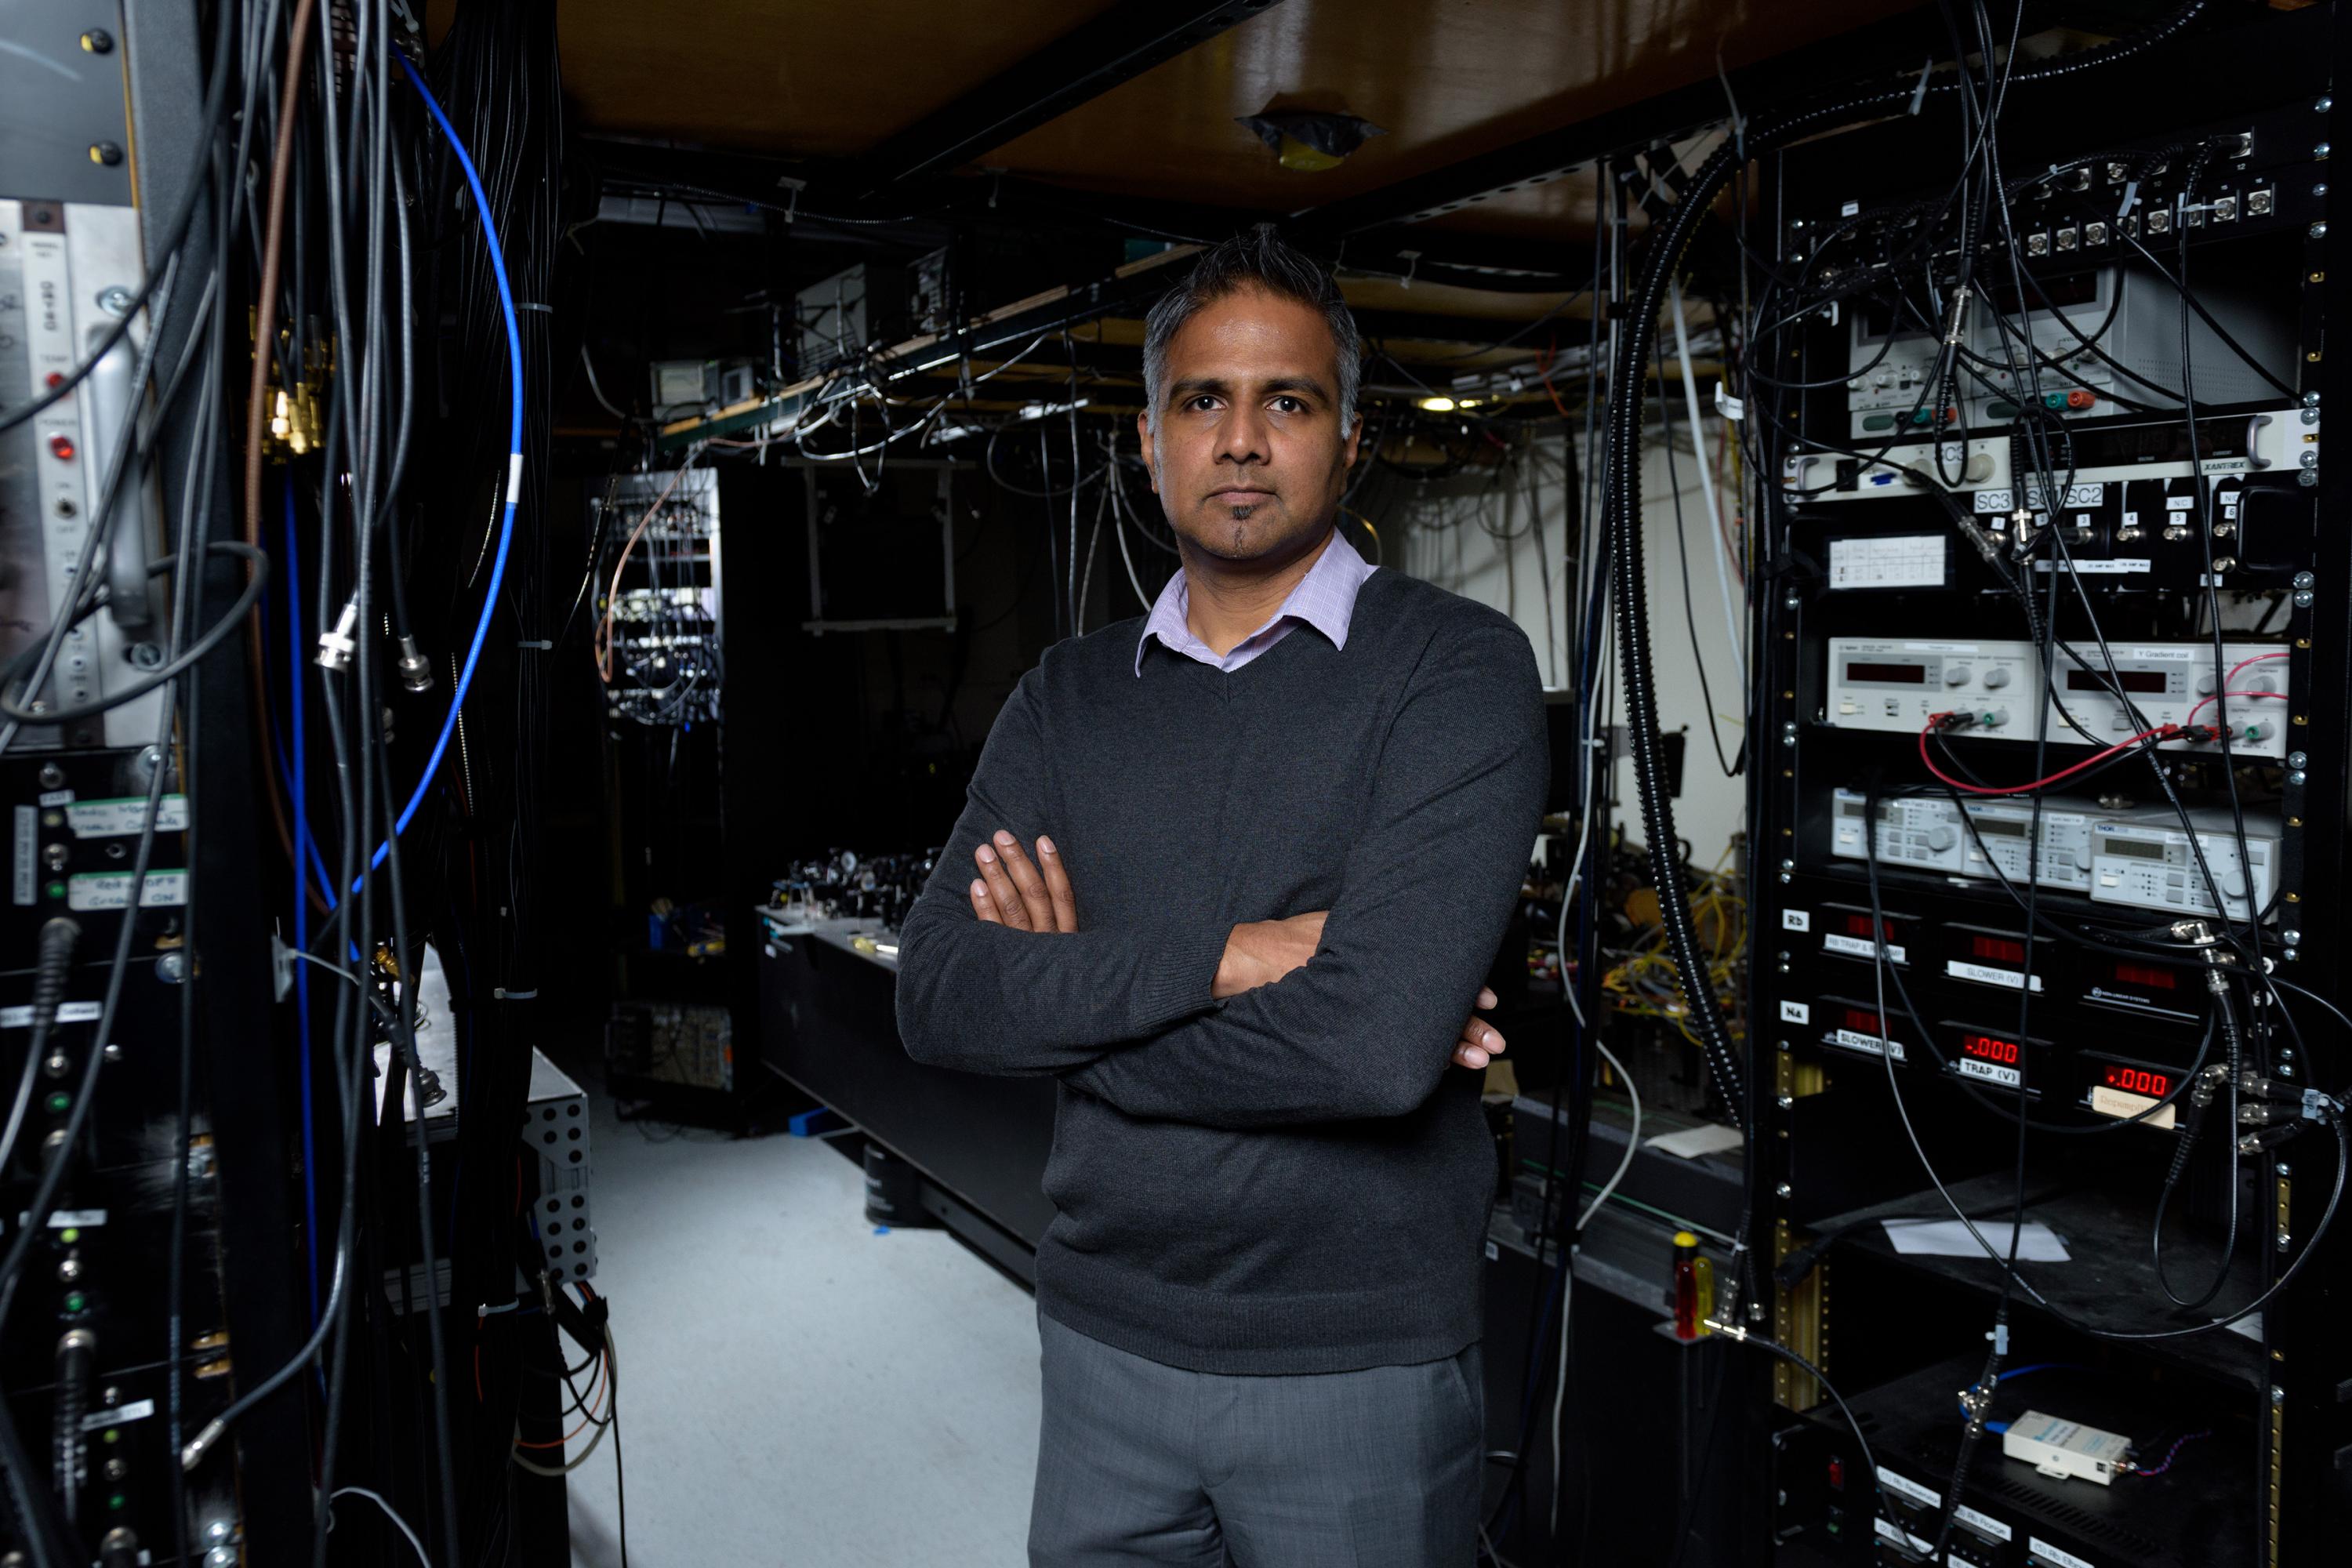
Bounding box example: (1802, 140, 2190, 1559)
(1216, 406, 1269, 464)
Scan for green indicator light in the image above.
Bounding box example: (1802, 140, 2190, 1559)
(63, 1292, 85, 1313)
(58, 1228, 79, 1244)
(44, 880, 64, 900)
(100, 1428, 119, 1444)
(108, 1491, 126, 1511)
(44, 1093, 70, 1115)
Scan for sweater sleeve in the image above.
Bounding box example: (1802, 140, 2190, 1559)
(895, 668, 1229, 1077)
(1062, 623, 1547, 1126)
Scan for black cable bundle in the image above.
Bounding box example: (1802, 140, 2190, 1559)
(407, 5, 572, 1559)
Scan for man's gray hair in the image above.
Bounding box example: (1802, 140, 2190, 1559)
(1139, 224, 1363, 440)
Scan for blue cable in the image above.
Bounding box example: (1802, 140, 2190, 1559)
(370, 49, 522, 889)
(286, 477, 321, 1327)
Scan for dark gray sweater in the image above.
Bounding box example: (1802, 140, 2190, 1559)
(895, 568, 1547, 1374)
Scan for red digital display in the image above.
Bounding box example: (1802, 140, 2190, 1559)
(1844, 1007, 1887, 1036)
(2103, 1065, 2172, 1098)
(1962, 1033, 2021, 1065)
(1845, 914, 1895, 940)
(2112, 961, 2178, 991)
(1971, 935, 2027, 964)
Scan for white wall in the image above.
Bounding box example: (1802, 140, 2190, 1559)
(1385, 423, 1749, 868)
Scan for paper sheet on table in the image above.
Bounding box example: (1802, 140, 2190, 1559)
(1882, 1218, 2071, 1262)
(1644, 1123, 1746, 1160)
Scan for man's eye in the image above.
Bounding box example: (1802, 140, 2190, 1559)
(1272, 397, 1305, 414)
(1188, 395, 1218, 412)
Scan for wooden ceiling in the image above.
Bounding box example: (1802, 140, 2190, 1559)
(437, 0, 1922, 242)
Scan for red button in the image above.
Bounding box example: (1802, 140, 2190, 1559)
(47, 435, 74, 462)
(44, 372, 65, 390)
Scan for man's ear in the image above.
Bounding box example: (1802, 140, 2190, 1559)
(1135, 409, 1160, 494)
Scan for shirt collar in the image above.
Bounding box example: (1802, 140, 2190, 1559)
(1134, 529, 1377, 676)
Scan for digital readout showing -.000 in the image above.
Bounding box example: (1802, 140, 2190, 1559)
(2101, 1064, 2173, 1099)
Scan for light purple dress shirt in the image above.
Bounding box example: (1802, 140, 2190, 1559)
(1133, 532, 1378, 677)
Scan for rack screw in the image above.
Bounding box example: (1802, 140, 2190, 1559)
(2295, 571, 2318, 588)
(2303, 390, 2322, 408)
(2283, 930, 2302, 946)
(2278, 1163, 2293, 1177)
(95, 286, 132, 316)
(2317, 144, 2332, 161)
(1776, 1094, 1794, 1109)
(2321, 97, 2336, 113)
(1776, 1182, 1792, 1198)
(2288, 771, 2306, 786)
(2314, 222, 2331, 239)
(2288, 751, 2309, 768)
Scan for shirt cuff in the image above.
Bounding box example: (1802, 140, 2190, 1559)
(1127, 920, 1230, 1036)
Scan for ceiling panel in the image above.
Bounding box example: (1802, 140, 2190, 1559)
(468, 0, 1121, 157)
(980, 0, 1914, 218)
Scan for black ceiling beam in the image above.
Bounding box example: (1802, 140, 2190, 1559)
(837, 0, 1291, 199)
(584, 133, 1589, 286)
(1298, 2, 1956, 237)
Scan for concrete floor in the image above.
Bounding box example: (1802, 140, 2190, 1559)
(560, 1072, 1041, 1566)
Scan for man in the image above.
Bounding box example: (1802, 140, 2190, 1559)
(897, 226, 1547, 1566)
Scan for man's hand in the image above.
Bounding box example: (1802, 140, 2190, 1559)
(1218, 913, 1504, 1074)
(968, 830, 1078, 933)
(1213, 913, 1328, 999)
(1453, 988, 1506, 1071)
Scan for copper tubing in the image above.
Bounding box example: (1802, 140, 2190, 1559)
(242, 0, 325, 909)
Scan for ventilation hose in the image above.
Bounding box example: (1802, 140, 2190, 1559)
(1601, 0, 2209, 1127)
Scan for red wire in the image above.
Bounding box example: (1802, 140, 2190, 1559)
(1917, 713, 2182, 796)
(2183, 688, 2285, 731)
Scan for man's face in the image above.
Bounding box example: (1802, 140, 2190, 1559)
(1139, 285, 1361, 566)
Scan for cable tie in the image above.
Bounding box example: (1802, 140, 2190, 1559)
(1907, 56, 1934, 116)
(493, 987, 539, 1000)
(515, 301, 554, 314)
(2117, 180, 2140, 220)
(515, 639, 553, 651)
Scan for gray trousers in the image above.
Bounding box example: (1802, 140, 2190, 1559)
(1029, 1312, 1484, 1567)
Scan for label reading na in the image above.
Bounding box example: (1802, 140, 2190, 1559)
(1823, 933, 1905, 962)
(2029, 1538, 2096, 1568)
(1778, 1000, 1812, 1024)
(1946, 960, 2045, 993)
(65, 795, 189, 838)
(66, 870, 189, 912)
